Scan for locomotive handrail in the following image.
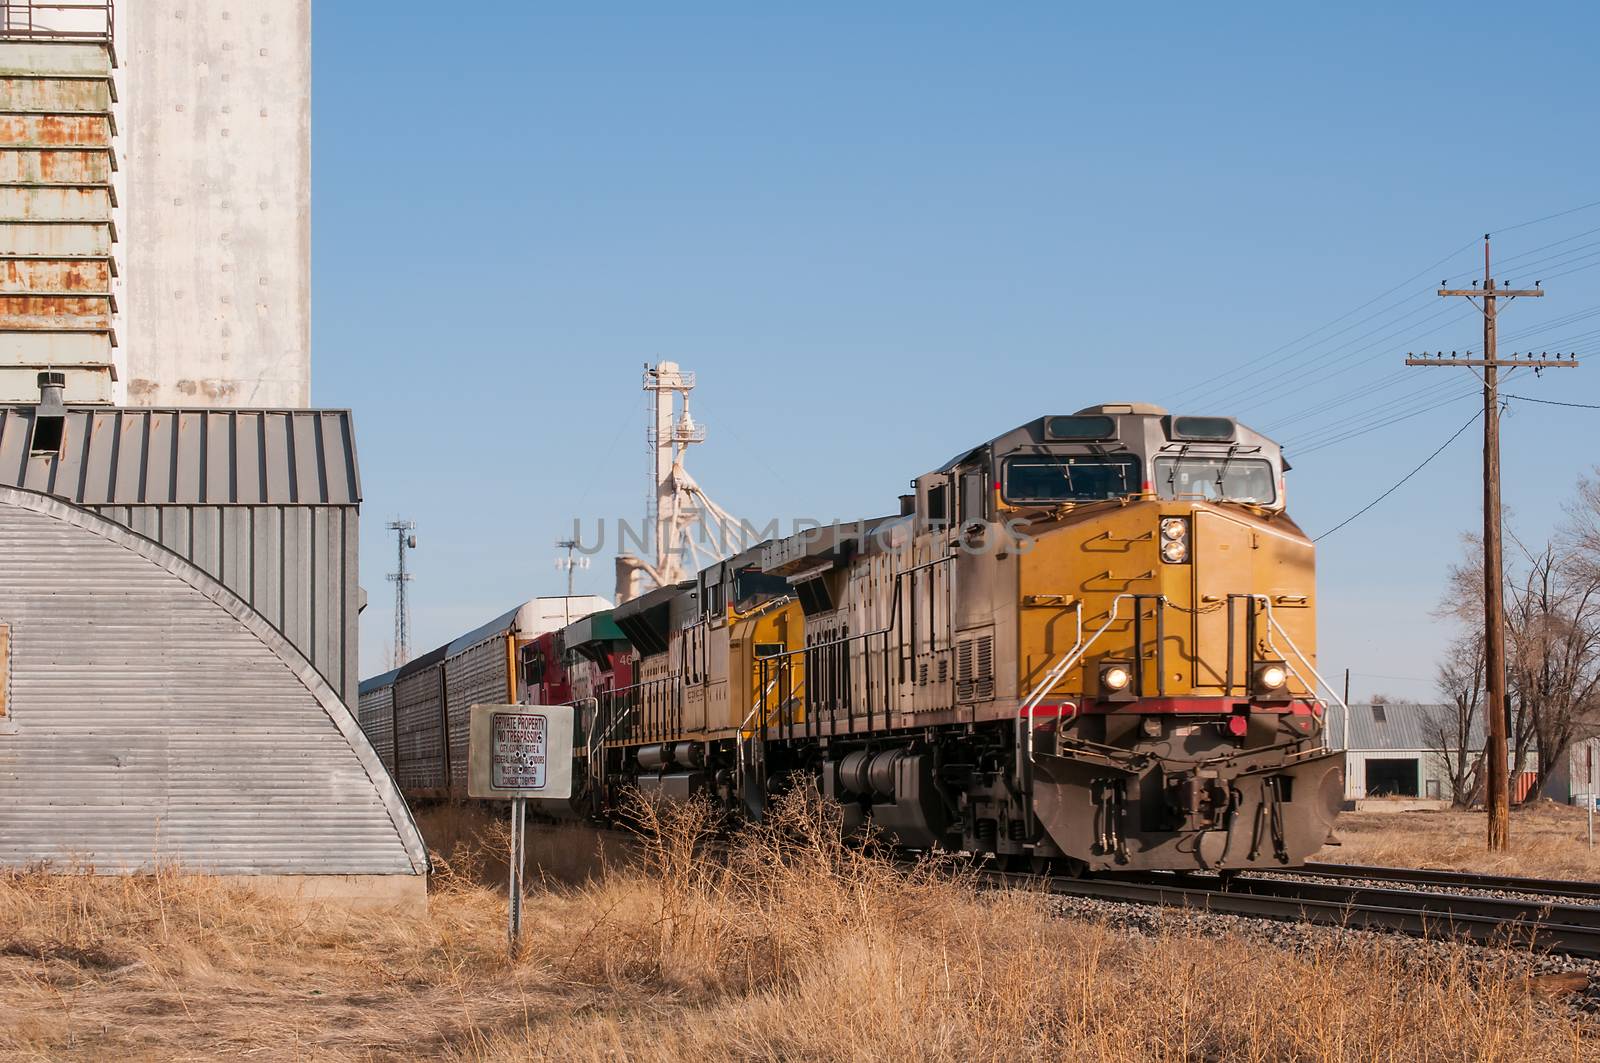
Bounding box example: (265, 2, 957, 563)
(736, 671, 792, 739)
(590, 698, 635, 756)
(1022, 594, 1137, 762)
(1019, 599, 1088, 711)
(733, 670, 809, 801)
(1249, 595, 1347, 746)
(1018, 592, 1343, 762)
(591, 675, 681, 748)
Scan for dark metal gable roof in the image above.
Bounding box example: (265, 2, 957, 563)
(0, 407, 361, 506)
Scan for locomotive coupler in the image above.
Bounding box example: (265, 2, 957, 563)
(1166, 769, 1232, 832)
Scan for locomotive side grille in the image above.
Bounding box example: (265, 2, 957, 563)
(956, 637, 974, 700)
(955, 634, 993, 702)
(954, 633, 994, 702)
(975, 635, 994, 700)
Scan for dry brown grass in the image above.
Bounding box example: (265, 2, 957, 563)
(0, 794, 1594, 1061)
(416, 803, 637, 889)
(1317, 800, 1600, 879)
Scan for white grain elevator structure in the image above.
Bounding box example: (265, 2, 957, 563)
(1, 0, 310, 405)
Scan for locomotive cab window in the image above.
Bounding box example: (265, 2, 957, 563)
(735, 569, 789, 607)
(519, 644, 544, 688)
(1002, 454, 1141, 503)
(1154, 456, 1276, 504)
(925, 483, 948, 525)
(703, 580, 726, 618)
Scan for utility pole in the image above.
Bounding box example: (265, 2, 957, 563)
(1406, 235, 1578, 850)
(387, 519, 417, 666)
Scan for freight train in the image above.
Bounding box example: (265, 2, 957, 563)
(360, 405, 1345, 872)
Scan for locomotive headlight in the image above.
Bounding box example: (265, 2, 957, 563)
(1253, 661, 1288, 694)
(1159, 518, 1190, 564)
(1099, 660, 1134, 697)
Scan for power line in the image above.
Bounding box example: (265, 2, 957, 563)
(1186, 290, 1457, 412)
(1443, 233, 1600, 286)
(1350, 671, 1436, 684)
(1503, 393, 1600, 409)
(1537, 255, 1600, 284)
(1174, 198, 1600, 418)
(1281, 376, 1466, 448)
(1165, 238, 1481, 407)
(1221, 304, 1477, 426)
(1287, 385, 1479, 456)
(1223, 300, 1470, 412)
(1272, 238, 1600, 446)
(1255, 305, 1492, 434)
(1490, 197, 1600, 236)
(1499, 302, 1600, 343)
(1311, 408, 1481, 543)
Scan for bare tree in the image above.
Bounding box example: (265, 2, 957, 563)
(1502, 535, 1600, 796)
(1425, 631, 1484, 807)
(1441, 493, 1600, 801)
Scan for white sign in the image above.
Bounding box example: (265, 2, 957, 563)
(467, 703, 574, 800)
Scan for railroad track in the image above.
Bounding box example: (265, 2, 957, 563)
(982, 867, 1600, 959)
(555, 817, 1600, 957)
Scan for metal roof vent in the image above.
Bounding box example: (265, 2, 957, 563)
(30, 371, 67, 455)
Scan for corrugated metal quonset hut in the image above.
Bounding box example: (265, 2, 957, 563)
(0, 390, 427, 908)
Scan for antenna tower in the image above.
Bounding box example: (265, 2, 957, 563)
(387, 519, 417, 665)
(555, 536, 590, 626)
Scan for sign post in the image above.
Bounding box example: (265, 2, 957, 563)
(467, 704, 575, 958)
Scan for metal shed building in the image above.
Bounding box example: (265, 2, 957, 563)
(1326, 702, 1550, 807)
(1325, 702, 1483, 803)
(0, 404, 362, 705)
(0, 395, 426, 906)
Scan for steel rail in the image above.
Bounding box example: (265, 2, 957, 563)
(979, 869, 1600, 959)
(1226, 875, 1600, 928)
(1293, 861, 1600, 901)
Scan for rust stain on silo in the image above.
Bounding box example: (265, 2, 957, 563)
(0, 115, 110, 147)
(0, 295, 112, 329)
(0, 259, 111, 293)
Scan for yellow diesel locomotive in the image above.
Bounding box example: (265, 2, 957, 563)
(584, 403, 1343, 871)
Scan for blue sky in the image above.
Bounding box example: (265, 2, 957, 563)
(312, 3, 1600, 700)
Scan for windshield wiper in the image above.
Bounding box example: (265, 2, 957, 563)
(1168, 443, 1189, 492)
(1215, 444, 1240, 496)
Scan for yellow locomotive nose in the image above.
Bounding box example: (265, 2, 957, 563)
(1018, 496, 1317, 708)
